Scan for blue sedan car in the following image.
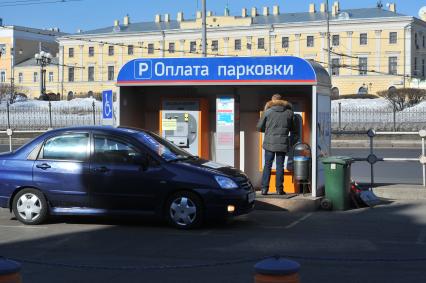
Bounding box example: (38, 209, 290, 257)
(0, 127, 255, 229)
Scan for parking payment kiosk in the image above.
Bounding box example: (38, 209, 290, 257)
(117, 56, 331, 198)
(160, 99, 209, 158)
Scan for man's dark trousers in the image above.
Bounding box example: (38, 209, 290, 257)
(261, 150, 286, 193)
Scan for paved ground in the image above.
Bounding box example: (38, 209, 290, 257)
(1, 200, 426, 283)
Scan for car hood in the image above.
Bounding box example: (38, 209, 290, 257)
(175, 158, 245, 178)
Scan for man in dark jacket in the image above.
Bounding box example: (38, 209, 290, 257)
(257, 94, 298, 195)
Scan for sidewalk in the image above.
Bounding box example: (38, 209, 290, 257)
(255, 192, 321, 212)
(373, 184, 426, 200)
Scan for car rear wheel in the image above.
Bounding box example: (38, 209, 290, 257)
(12, 189, 48, 225)
(166, 191, 204, 229)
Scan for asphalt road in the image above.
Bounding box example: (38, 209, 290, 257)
(1, 200, 426, 283)
(2, 144, 423, 185)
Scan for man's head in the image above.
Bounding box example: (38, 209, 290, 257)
(271, 94, 282, 101)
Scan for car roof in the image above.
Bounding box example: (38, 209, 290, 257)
(46, 126, 144, 135)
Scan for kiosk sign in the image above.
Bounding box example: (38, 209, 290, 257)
(118, 56, 317, 85)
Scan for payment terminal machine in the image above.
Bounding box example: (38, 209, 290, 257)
(160, 99, 209, 158)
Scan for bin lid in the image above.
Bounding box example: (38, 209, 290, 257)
(294, 156, 310, 161)
(320, 156, 354, 165)
(254, 257, 300, 275)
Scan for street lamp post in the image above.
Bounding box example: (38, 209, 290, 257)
(35, 51, 52, 100)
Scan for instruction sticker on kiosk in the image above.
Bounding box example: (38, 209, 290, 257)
(162, 119, 177, 131)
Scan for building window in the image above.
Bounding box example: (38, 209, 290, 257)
(18, 73, 23, 83)
(108, 46, 114, 56)
(0, 71, 6, 82)
(331, 58, 340, 76)
(48, 72, 54, 82)
(0, 44, 6, 56)
(148, 43, 155, 54)
(423, 36, 425, 48)
(128, 45, 134, 55)
(108, 66, 114, 81)
(88, 46, 94, 57)
(190, 41, 196, 53)
(360, 33, 368, 45)
(332, 35, 339, 46)
(331, 87, 340, 99)
(307, 36, 314, 47)
(168, 42, 175, 53)
(414, 57, 418, 76)
(388, 57, 398, 75)
(358, 86, 368, 96)
(69, 48, 74, 58)
(88, 66, 94, 82)
(33, 72, 38, 83)
(258, 38, 265, 50)
(282, 37, 289, 48)
(234, 39, 241, 50)
(359, 57, 368, 75)
(389, 32, 397, 44)
(211, 40, 218, 52)
(422, 59, 425, 77)
(68, 67, 74, 82)
(415, 33, 418, 49)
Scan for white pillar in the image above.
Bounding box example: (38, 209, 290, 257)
(346, 31, 353, 75)
(375, 30, 382, 74)
(79, 45, 84, 82)
(295, 34, 301, 57)
(98, 44, 104, 81)
(224, 37, 229, 56)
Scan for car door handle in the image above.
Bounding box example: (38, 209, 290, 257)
(36, 163, 51, 170)
(93, 166, 110, 173)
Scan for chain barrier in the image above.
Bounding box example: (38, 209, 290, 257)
(3, 253, 426, 272)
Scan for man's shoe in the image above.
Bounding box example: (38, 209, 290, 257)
(261, 190, 268, 195)
(277, 190, 286, 195)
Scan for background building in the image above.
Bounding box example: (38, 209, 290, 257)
(9, 2, 426, 99)
(0, 22, 62, 99)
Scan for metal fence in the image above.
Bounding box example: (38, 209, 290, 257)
(332, 105, 426, 131)
(0, 101, 102, 130)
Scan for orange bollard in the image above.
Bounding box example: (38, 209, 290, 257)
(254, 257, 300, 283)
(0, 259, 22, 283)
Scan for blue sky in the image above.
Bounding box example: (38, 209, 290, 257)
(0, 0, 423, 33)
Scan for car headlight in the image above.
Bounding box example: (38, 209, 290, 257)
(214, 175, 239, 189)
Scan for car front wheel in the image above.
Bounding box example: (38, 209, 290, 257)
(12, 189, 48, 225)
(166, 191, 204, 229)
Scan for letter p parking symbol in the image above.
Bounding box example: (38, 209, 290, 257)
(134, 60, 152, 79)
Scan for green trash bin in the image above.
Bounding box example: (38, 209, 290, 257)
(321, 156, 354, 211)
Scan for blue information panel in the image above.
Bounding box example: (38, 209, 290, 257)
(117, 56, 317, 85)
(102, 90, 113, 119)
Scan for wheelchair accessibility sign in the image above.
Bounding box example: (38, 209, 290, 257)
(102, 90, 113, 124)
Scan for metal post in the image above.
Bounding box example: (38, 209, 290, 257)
(393, 107, 396, 131)
(370, 135, 374, 188)
(201, 0, 207, 57)
(326, 0, 332, 82)
(48, 101, 52, 129)
(338, 102, 342, 130)
(422, 137, 425, 187)
(92, 101, 96, 125)
(6, 100, 10, 129)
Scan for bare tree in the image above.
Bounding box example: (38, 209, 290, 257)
(377, 88, 426, 111)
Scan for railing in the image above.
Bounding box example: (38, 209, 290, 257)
(0, 100, 102, 130)
(332, 103, 426, 131)
(332, 129, 426, 187)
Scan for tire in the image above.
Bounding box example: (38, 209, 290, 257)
(320, 198, 332, 211)
(12, 188, 48, 225)
(165, 191, 204, 229)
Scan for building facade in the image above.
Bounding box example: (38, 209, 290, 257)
(13, 2, 426, 99)
(0, 24, 62, 99)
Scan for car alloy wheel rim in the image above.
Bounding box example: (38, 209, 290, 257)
(170, 197, 197, 226)
(17, 193, 42, 222)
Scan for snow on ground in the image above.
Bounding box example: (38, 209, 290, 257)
(0, 98, 102, 110)
(332, 98, 392, 110)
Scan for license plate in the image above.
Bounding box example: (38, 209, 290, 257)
(247, 192, 256, 203)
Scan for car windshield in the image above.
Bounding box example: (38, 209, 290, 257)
(135, 131, 194, 162)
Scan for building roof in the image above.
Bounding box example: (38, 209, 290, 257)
(2, 25, 66, 36)
(15, 57, 59, 68)
(75, 7, 408, 36)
